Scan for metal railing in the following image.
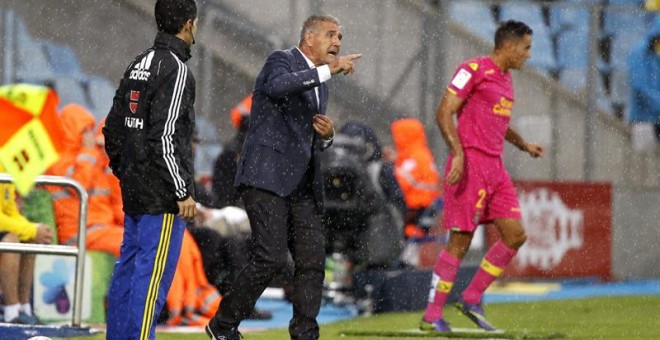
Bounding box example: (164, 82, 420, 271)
(0, 173, 88, 327)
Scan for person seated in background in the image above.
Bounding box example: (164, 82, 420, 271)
(390, 117, 442, 267)
(0, 163, 54, 324)
(627, 16, 660, 153)
(94, 119, 125, 229)
(46, 104, 125, 256)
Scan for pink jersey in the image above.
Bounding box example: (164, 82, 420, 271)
(447, 56, 514, 157)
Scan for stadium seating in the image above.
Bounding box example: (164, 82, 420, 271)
(449, 1, 498, 43)
(447, 0, 654, 118)
(10, 14, 115, 121)
(550, 5, 591, 70)
(604, 7, 648, 68)
(14, 19, 54, 81)
(41, 41, 83, 76)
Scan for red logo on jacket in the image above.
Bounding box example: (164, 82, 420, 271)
(129, 90, 140, 114)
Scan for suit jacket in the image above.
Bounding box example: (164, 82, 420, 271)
(235, 47, 330, 207)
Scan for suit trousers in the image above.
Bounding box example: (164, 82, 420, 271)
(215, 177, 326, 340)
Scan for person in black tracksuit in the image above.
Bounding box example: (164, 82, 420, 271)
(102, 1, 198, 339)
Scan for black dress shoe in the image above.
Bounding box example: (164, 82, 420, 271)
(205, 320, 242, 340)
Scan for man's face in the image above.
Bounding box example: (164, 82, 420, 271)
(307, 21, 342, 66)
(507, 34, 532, 70)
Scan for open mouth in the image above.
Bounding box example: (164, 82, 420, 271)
(328, 51, 338, 56)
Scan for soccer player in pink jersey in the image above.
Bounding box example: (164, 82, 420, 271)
(420, 20, 544, 332)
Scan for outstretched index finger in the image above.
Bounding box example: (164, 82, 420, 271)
(346, 54, 362, 61)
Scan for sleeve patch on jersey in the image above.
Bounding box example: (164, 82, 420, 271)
(451, 69, 472, 90)
(469, 63, 479, 71)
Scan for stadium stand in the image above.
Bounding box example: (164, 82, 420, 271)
(448, 1, 498, 43)
(10, 14, 117, 123)
(450, 0, 656, 119)
(550, 4, 591, 90)
(41, 40, 83, 76)
(14, 19, 54, 82)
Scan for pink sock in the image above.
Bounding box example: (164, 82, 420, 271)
(423, 251, 460, 322)
(462, 241, 517, 304)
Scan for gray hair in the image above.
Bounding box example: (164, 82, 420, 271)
(298, 15, 340, 46)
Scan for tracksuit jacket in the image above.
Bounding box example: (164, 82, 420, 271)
(103, 32, 196, 215)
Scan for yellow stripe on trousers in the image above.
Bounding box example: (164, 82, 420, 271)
(140, 214, 174, 340)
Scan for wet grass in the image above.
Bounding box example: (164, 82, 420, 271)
(60, 295, 660, 339)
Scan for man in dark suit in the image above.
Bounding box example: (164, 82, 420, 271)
(205, 14, 361, 340)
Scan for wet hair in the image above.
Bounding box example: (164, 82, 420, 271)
(494, 20, 533, 49)
(298, 15, 340, 46)
(155, 0, 197, 35)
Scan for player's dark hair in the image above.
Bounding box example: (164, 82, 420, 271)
(155, 0, 197, 35)
(298, 15, 341, 46)
(494, 20, 533, 49)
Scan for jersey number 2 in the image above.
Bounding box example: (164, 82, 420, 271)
(476, 189, 486, 208)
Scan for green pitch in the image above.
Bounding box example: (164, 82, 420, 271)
(340, 328, 564, 339)
(60, 296, 660, 340)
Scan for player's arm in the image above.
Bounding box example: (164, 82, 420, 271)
(436, 89, 465, 184)
(103, 77, 129, 178)
(505, 127, 544, 158)
(149, 60, 196, 220)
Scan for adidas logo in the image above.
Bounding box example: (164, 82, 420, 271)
(129, 51, 154, 81)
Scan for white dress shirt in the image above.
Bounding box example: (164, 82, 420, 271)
(295, 47, 334, 144)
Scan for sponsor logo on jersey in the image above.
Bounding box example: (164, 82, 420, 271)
(125, 117, 144, 129)
(468, 62, 479, 71)
(493, 96, 513, 116)
(129, 51, 154, 81)
(451, 68, 472, 90)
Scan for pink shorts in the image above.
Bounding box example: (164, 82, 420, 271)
(443, 148, 521, 233)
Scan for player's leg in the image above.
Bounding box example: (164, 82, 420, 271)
(462, 219, 525, 305)
(128, 213, 186, 340)
(107, 215, 139, 340)
(421, 231, 472, 331)
(458, 170, 525, 330)
(422, 151, 482, 331)
(0, 232, 22, 323)
(18, 253, 39, 323)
